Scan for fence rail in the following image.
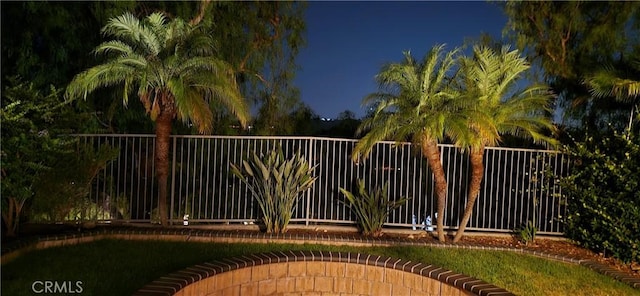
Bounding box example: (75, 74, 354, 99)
(77, 134, 569, 235)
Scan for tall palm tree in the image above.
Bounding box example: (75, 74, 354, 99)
(451, 46, 557, 242)
(65, 12, 249, 226)
(353, 45, 464, 242)
(584, 57, 640, 132)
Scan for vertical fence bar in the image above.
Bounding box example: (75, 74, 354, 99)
(169, 136, 177, 224)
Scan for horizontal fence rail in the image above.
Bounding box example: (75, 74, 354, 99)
(76, 134, 570, 235)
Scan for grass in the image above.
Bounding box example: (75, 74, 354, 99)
(2, 239, 638, 296)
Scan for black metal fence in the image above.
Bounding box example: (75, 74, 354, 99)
(78, 134, 570, 235)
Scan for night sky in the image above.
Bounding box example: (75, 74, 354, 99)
(294, 1, 508, 119)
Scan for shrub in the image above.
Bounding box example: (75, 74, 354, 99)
(231, 149, 316, 233)
(516, 220, 537, 245)
(0, 78, 79, 236)
(339, 179, 409, 237)
(31, 143, 119, 222)
(560, 129, 640, 263)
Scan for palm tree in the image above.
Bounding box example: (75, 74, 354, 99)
(451, 46, 557, 242)
(584, 57, 640, 132)
(353, 45, 464, 242)
(65, 12, 249, 226)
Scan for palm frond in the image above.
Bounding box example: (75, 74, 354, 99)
(353, 114, 400, 162)
(65, 61, 138, 100)
(455, 45, 556, 149)
(190, 72, 249, 128)
(169, 77, 213, 134)
(101, 12, 142, 40)
(585, 69, 640, 102)
(93, 40, 136, 57)
(356, 44, 462, 160)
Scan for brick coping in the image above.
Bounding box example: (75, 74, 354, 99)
(2, 226, 639, 290)
(133, 251, 513, 296)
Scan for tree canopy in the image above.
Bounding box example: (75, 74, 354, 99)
(1, 1, 307, 135)
(502, 1, 640, 131)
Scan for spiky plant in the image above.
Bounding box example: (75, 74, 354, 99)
(339, 180, 409, 237)
(230, 149, 316, 234)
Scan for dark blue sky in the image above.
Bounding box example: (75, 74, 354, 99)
(294, 1, 508, 119)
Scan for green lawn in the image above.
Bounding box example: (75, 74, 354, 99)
(2, 239, 638, 296)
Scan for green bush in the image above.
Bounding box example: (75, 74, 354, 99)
(560, 129, 640, 263)
(516, 220, 537, 246)
(231, 149, 317, 233)
(0, 78, 79, 236)
(339, 179, 409, 237)
(31, 143, 119, 222)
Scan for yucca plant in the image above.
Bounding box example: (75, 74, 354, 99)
(231, 149, 316, 234)
(517, 220, 538, 246)
(339, 180, 409, 237)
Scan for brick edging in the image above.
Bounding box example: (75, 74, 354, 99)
(132, 251, 515, 296)
(2, 227, 639, 290)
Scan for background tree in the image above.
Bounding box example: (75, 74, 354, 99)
(353, 45, 462, 242)
(584, 52, 640, 133)
(65, 12, 249, 226)
(0, 1, 135, 89)
(502, 1, 640, 131)
(199, 1, 307, 135)
(1, 1, 307, 135)
(451, 46, 557, 242)
(315, 110, 361, 138)
(0, 1, 142, 134)
(1, 78, 80, 236)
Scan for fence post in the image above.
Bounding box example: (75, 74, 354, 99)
(306, 138, 314, 226)
(170, 136, 177, 225)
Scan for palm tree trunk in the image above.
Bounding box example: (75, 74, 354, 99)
(453, 146, 485, 242)
(421, 136, 448, 242)
(155, 111, 173, 227)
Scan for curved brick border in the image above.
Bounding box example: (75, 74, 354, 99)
(132, 251, 512, 296)
(2, 226, 639, 290)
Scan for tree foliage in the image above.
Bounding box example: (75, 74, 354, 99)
(31, 144, 119, 223)
(0, 1, 136, 89)
(584, 51, 640, 132)
(354, 45, 463, 242)
(149, 1, 308, 135)
(560, 129, 640, 263)
(0, 78, 80, 236)
(2, 1, 307, 135)
(502, 1, 640, 130)
(218, 1, 306, 135)
(451, 46, 557, 242)
(65, 11, 249, 226)
(0, 1, 149, 133)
